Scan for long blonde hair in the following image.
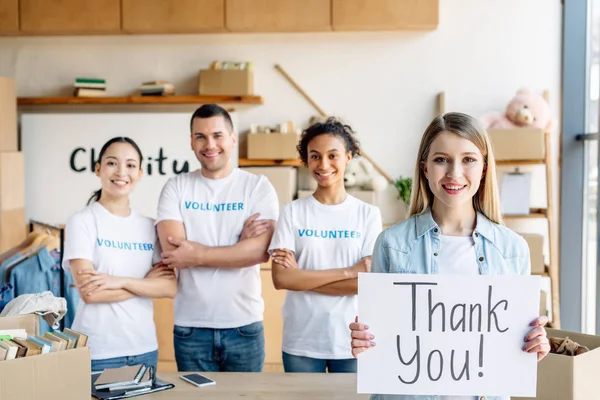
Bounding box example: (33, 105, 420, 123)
(407, 112, 503, 225)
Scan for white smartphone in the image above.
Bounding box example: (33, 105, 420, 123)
(180, 373, 216, 387)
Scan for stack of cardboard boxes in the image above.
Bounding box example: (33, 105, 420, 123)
(0, 76, 26, 252)
(0, 77, 90, 400)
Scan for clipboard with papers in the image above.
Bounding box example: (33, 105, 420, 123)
(500, 168, 532, 215)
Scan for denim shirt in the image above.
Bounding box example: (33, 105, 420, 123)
(369, 208, 530, 400)
(8, 248, 80, 334)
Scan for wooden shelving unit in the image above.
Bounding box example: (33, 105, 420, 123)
(504, 209, 548, 219)
(496, 159, 545, 166)
(437, 91, 560, 328)
(17, 94, 264, 106)
(238, 158, 303, 167)
(496, 129, 560, 328)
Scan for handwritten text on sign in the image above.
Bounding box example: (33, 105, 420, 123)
(357, 274, 540, 397)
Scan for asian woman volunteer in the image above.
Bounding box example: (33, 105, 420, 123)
(62, 137, 177, 372)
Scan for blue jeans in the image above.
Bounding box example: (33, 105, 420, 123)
(282, 351, 357, 373)
(91, 350, 158, 373)
(173, 321, 264, 372)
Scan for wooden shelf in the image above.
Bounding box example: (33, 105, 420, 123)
(496, 159, 545, 165)
(17, 95, 264, 105)
(504, 208, 547, 219)
(238, 159, 303, 167)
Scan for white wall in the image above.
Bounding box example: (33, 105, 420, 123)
(20, 112, 240, 224)
(0, 0, 563, 227)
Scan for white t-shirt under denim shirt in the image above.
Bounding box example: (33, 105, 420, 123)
(268, 194, 382, 359)
(368, 208, 529, 400)
(156, 168, 279, 329)
(436, 235, 479, 400)
(62, 202, 159, 360)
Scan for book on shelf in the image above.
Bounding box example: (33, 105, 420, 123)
(73, 77, 107, 97)
(74, 87, 107, 97)
(139, 80, 175, 96)
(75, 77, 105, 85)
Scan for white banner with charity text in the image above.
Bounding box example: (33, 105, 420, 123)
(21, 112, 238, 224)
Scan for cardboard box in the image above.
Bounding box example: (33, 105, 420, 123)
(0, 76, 18, 152)
(198, 69, 254, 96)
(488, 128, 545, 160)
(519, 233, 545, 274)
(0, 151, 25, 210)
(0, 315, 91, 400)
(513, 329, 600, 400)
(0, 208, 26, 252)
(247, 133, 300, 160)
(297, 189, 377, 205)
(242, 166, 297, 208)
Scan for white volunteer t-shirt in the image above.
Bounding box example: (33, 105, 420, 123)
(156, 168, 279, 329)
(62, 202, 159, 360)
(438, 234, 479, 400)
(268, 194, 382, 359)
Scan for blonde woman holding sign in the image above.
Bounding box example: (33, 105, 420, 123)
(349, 112, 550, 400)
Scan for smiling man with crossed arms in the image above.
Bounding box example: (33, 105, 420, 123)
(156, 104, 279, 372)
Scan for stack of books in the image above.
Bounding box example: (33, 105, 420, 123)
(0, 327, 88, 360)
(74, 78, 107, 97)
(139, 81, 175, 96)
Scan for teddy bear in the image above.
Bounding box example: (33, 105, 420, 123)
(480, 88, 554, 131)
(344, 156, 388, 192)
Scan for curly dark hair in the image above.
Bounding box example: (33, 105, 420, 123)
(297, 117, 361, 165)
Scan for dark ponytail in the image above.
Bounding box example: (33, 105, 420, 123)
(87, 137, 143, 205)
(87, 189, 102, 205)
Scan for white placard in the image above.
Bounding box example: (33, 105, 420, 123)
(21, 112, 238, 224)
(357, 273, 540, 397)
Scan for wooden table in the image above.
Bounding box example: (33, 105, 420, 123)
(105, 372, 369, 399)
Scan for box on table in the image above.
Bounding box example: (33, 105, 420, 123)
(0, 76, 18, 152)
(241, 166, 297, 208)
(198, 69, 254, 96)
(0, 314, 91, 400)
(513, 328, 600, 400)
(247, 133, 300, 160)
(518, 233, 545, 274)
(488, 128, 545, 160)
